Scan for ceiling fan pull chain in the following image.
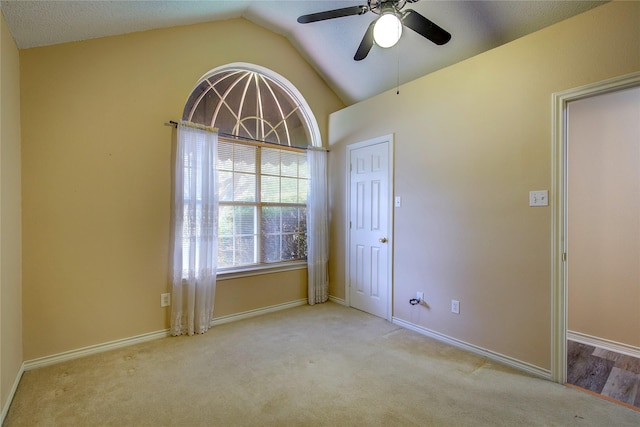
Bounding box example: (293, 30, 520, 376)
(396, 49, 400, 95)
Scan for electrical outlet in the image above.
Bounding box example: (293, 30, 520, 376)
(416, 291, 423, 302)
(451, 299, 460, 314)
(161, 293, 171, 307)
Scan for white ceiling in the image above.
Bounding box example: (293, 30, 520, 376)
(0, 0, 607, 105)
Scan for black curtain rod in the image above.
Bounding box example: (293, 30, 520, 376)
(167, 120, 328, 152)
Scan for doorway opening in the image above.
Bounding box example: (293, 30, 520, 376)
(551, 72, 640, 409)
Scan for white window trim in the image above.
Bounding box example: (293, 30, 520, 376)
(217, 260, 307, 280)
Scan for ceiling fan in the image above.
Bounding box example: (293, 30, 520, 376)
(297, 0, 451, 61)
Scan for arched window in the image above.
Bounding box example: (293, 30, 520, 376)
(183, 63, 320, 148)
(182, 63, 321, 271)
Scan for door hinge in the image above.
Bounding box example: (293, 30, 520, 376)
(562, 252, 567, 262)
(349, 221, 352, 229)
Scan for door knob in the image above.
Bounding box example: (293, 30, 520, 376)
(379, 237, 388, 243)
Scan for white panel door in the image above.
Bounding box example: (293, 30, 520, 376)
(348, 140, 391, 319)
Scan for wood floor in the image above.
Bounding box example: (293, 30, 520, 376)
(567, 340, 640, 409)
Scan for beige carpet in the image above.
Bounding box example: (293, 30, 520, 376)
(5, 302, 640, 426)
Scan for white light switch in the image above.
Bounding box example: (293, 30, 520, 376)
(529, 190, 548, 207)
(395, 196, 401, 208)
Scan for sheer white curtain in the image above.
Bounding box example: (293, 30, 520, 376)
(307, 147, 329, 305)
(171, 122, 218, 336)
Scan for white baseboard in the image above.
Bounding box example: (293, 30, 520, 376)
(568, 330, 640, 359)
(24, 329, 171, 371)
(1, 362, 25, 425)
(392, 317, 551, 380)
(210, 299, 307, 326)
(328, 296, 346, 306)
(24, 299, 309, 373)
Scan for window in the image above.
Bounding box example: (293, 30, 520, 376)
(183, 64, 320, 272)
(216, 139, 308, 269)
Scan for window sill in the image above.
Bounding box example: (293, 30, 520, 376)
(216, 261, 307, 281)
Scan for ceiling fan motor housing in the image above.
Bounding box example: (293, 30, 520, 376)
(368, 0, 416, 16)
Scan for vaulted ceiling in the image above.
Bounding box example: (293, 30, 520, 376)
(0, 0, 607, 105)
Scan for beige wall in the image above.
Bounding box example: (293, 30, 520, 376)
(0, 11, 22, 413)
(20, 18, 344, 360)
(567, 86, 640, 347)
(328, 1, 640, 370)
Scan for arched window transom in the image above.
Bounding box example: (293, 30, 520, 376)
(183, 66, 316, 148)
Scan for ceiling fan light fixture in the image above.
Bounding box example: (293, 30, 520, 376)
(373, 12, 403, 48)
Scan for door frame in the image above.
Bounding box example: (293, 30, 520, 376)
(345, 134, 395, 321)
(550, 71, 640, 384)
